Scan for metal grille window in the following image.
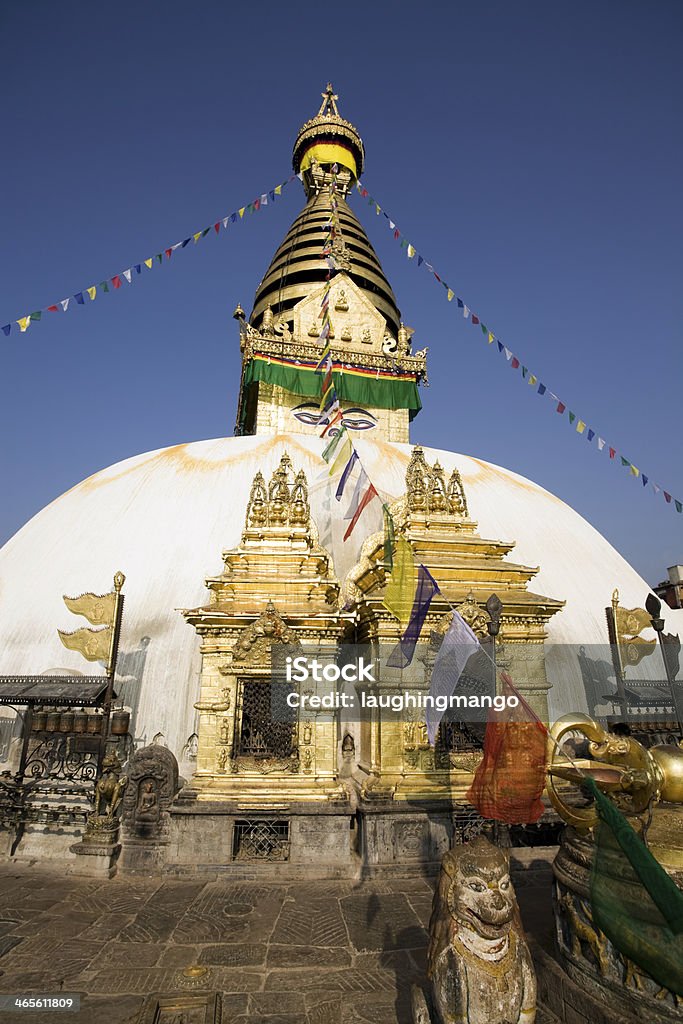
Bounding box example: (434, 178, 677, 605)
(438, 720, 483, 754)
(233, 819, 290, 861)
(237, 678, 297, 759)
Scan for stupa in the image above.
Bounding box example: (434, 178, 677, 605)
(0, 86, 680, 873)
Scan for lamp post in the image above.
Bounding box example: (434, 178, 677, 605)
(645, 593, 682, 734)
(486, 593, 502, 686)
(485, 594, 510, 849)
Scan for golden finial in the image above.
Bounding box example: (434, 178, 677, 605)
(114, 571, 125, 593)
(318, 83, 340, 117)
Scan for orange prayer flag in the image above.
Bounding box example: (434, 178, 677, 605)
(466, 673, 547, 824)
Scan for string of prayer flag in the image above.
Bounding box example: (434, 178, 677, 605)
(355, 180, 682, 515)
(3, 175, 297, 338)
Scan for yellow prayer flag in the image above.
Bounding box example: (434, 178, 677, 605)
(275, 185, 282, 195)
(528, 375, 537, 386)
(375, 204, 381, 215)
(630, 465, 639, 477)
(193, 232, 202, 243)
(63, 591, 116, 627)
(239, 208, 246, 219)
(383, 536, 417, 629)
(17, 317, 30, 332)
(407, 245, 415, 259)
(144, 258, 153, 269)
(87, 286, 96, 301)
(58, 626, 112, 664)
(447, 289, 455, 302)
(488, 332, 495, 344)
(329, 434, 353, 477)
(576, 420, 586, 434)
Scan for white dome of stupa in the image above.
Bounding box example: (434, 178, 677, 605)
(0, 432, 678, 759)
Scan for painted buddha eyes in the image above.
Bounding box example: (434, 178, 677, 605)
(292, 404, 377, 432)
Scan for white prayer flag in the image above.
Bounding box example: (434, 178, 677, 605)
(426, 610, 481, 744)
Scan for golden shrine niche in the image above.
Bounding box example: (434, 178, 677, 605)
(183, 453, 345, 809)
(342, 446, 563, 818)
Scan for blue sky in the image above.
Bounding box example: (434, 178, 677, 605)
(1, 0, 681, 585)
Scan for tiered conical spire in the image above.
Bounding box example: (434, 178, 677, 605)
(249, 86, 401, 335)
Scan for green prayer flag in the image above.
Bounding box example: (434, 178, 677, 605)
(620, 456, 630, 468)
(383, 505, 395, 572)
(569, 412, 576, 425)
(322, 425, 347, 464)
(675, 500, 682, 513)
(30, 311, 42, 321)
(100, 281, 109, 293)
(585, 777, 683, 995)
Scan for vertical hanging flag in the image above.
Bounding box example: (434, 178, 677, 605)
(383, 505, 395, 572)
(466, 673, 547, 824)
(382, 536, 417, 629)
(426, 610, 481, 744)
(329, 431, 353, 477)
(344, 467, 369, 522)
(335, 450, 358, 501)
(387, 565, 439, 668)
(343, 481, 379, 542)
(322, 425, 347, 465)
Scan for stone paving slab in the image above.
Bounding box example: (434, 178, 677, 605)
(0, 860, 557, 1024)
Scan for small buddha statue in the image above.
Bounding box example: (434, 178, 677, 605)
(135, 780, 159, 823)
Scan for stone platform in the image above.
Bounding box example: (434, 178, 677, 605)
(0, 853, 576, 1024)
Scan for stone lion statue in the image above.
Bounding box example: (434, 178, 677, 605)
(412, 837, 536, 1024)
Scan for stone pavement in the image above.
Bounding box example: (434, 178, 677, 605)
(0, 856, 557, 1024)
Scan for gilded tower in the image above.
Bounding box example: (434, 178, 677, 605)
(234, 84, 427, 443)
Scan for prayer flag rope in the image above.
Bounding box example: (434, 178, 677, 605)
(2, 176, 297, 338)
(355, 181, 682, 515)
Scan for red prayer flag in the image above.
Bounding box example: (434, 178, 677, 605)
(111, 276, 122, 289)
(609, 447, 616, 459)
(466, 673, 547, 824)
(511, 357, 520, 369)
(214, 222, 220, 234)
(556, 402, 566, 414)
(471, 314, 480, 325)
(343, 483, 378, 542)
(664, 492, 672, 503)
(165, 248, 172, 259)
(46, 305, 59, 312)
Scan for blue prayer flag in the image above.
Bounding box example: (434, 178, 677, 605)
(387, 565, 439, 669)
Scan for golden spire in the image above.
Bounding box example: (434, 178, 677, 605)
(318, 83, 340, 117)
